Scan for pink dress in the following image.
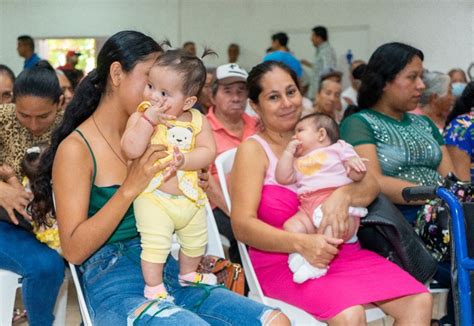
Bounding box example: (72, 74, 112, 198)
(248, 135, 427, 320)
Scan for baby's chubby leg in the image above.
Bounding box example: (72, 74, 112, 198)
(142, 260, 169, 299)
(313, 206, 367, 243)
(283, 210, 317, 234)
(178, 251, 217, 286)
(285, 211, 327, 283)
(177, 207, 216, 286)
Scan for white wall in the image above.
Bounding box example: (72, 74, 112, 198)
(1, 0, 473, 77)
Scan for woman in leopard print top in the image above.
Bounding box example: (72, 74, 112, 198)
(0, 64, 65, 325)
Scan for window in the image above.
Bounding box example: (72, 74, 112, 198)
(37, 38, 101, 73)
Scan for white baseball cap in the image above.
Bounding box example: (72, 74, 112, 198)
(216, 63, 248, 85)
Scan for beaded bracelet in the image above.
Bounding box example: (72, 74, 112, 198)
(141, 113, 157, 127)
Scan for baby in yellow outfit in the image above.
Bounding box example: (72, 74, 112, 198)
(121, 49, 217, 300)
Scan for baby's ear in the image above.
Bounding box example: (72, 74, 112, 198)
(183, 96, 197, 111)
(317, 128, 327, 141)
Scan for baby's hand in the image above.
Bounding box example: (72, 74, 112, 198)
(285, 139, 302, 156)
(163, 146, 185, 180)
(345, 156, 368, 176)
(144, 99, 176, 127)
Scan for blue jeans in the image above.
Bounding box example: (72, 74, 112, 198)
(0, 221, 65, 326)
(80, 236, 274, 325)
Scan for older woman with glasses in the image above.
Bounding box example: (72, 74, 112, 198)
(0, 64, 15, 105)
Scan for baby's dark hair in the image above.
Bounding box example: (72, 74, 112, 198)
(154, 45, 216, 97)
(21, 143, 49, 182)
(298, 113, 340, 143)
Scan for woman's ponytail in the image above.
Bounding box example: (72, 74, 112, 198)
(30, 30, 162, 225)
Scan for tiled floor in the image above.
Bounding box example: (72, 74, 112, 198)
(14, 284, 447, 325)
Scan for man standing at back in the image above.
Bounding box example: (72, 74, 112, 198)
(263, 32, 303, 79)
(302, 26, 337, 100)
(17, 35, 41, 70)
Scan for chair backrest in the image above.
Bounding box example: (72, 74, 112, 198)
(214, 148, 237, 210)
(204, 202, 225, 258)
(214, 148, 268, 304)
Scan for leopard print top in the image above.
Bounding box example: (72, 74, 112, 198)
(0, 103, 63, 178)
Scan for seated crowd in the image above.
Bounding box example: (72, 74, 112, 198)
(0, 27, 472, 326)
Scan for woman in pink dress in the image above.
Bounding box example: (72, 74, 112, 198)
(230, 60, 432, 325)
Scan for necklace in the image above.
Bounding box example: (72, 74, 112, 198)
(92, 114, 127, 166)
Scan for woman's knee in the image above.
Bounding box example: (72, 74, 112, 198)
(262, 309, 290, 326)
(408, 292, 433, 314)
(328, 305, 366, 326)
(29, 248, 64, 282)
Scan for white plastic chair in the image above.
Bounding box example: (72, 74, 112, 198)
(215, 148, 387, 325)
(0, 268, 68, 326)
(68, 263, 93, 326)
(68, 201, 224, 326)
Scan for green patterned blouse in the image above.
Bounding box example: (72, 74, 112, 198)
(340, 109, 444, 186)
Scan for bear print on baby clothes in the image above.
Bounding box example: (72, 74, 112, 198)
(167, 125, 194, 151)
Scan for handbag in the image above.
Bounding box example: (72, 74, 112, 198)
(198, 255, 245, 295)
(358, 194, 438, 283)
(415, 173, 474, 262)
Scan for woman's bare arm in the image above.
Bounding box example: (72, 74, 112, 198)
(54, 135, 168, 264)
(446, 146, 471, 181)
(438, 145, 455, 178)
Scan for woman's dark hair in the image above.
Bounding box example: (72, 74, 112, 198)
(21, 143, 49, 182)
(13, 62, 62, 104)
(446, 81, 474, 125)
(0, 64, 15, 83)
(30, 30, 162, 225)
(247, 60, 299, 104)
(358, 42, 424, 109)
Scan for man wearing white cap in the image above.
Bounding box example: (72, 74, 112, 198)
(206, 63, 257, 263)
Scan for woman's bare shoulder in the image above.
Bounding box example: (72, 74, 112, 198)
(239, 136, 263, 152)
(55, 131, 92, 166)
(236, 136, 267, 166)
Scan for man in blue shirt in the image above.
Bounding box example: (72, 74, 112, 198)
(263, 32, 303, 78)
(17, 35, 41, 70)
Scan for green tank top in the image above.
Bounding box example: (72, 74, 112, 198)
(75, 129, 138, 243)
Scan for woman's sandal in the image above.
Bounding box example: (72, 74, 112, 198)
(12, 309, 27, 325)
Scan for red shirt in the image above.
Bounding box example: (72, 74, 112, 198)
(207, 107, 257, 178)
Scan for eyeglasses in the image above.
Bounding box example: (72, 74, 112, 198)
(1, 91, 13, 103)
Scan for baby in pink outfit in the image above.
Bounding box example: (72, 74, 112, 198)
(275, 113, 368, 283)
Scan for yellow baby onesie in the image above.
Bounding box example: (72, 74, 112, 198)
(142, 106, 207, 207)
(135, 103, 208, 263)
